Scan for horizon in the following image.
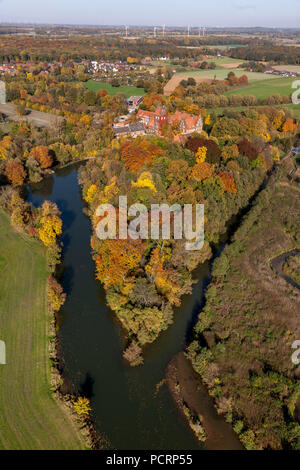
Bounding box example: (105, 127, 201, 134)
(0, 23, 300, 30)
(0, 0, 300, 28)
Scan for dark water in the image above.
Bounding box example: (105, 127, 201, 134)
(271, 249, 300, 291)
(27, 164, 212, 450)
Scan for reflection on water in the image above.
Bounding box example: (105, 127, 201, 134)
(27, 165, 212, 450)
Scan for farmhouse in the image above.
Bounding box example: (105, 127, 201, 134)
(127, 95, 143, 112)
(114, 121, 146, 138)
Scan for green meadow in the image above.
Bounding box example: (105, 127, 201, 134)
(0, 211, 86, 450)
(225, 77, 295, 99)
(85, 80, 145, 98)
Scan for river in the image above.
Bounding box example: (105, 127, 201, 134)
(27, 164, 214, 450)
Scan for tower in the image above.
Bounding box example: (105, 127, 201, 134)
(154, 105, 167, 133)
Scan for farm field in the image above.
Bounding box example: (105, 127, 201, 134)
(225, 77, 295, 99)
(0, 211, 86, 450)
(207, 103, 300, 117)
(85, 80, 145, 98)
(163, 68, 279, 96)
(273, 65, 300, 73)
(205, 56, 245, 65)
(172, 69, 279, 82)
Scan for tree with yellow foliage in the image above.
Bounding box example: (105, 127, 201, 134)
(47, 276, 66, 312)
(73, 397, 91, 417)
(85, 184, 99, 203)
(0, 136, 13, 160)
(132, 172, 157, 193)
(195, 146, 207, 163)
(205, 114, 211, 126)
(38, 201, 62, 247)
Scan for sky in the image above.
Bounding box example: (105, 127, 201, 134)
(0, 0, 300, 28)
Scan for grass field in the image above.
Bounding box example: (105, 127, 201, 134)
(85, 80, 145, 98)
(205, 56, 244, 65)
(225, 77, 295, 99)
(0, 211, 86, 450)
(207, 103, 300, 117)
(172, 69, 279, 82)
(204, 45, 246, 50)
(164, 69, 280, 96)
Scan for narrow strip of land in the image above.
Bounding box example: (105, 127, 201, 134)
(0, 211, 86, 450)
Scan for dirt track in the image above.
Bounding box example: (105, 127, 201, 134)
(0, 103, 63, 128)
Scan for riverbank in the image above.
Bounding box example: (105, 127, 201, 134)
(0, 210, 87, 449)
(166, 352, 243, 450)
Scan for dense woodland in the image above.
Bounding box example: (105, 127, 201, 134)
(0, 34, 299, 64)
(188, 168, 300, 450)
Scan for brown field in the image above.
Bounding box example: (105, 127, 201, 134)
(164, 75, 213, 96)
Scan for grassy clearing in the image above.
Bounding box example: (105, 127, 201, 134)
(204, 45, 246, 50)
(85, 80, 145, 98)
(225, 77, 295, 99)
(0, 211, 86, 450)
(206, 56, 244, 64)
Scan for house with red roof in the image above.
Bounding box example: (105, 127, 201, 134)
(137, 105, 202, 136)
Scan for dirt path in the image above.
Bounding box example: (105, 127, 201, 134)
(166, 352, 244, 450)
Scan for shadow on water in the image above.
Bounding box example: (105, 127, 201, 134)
(26, 164, 222, 450)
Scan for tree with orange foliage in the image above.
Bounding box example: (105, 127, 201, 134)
(97, 89, 109, 99)
(30, 146, 53, 169)
(282, 118, 296, 133)
(95, 239, 144, 290)
(218, 172, 237, 194)
(141, 94, 164, 111)
(120, 139, 163, 174)
(120, 142, 152, 173)
(5, 161, 26, 186)
(189, 162, 214, 182)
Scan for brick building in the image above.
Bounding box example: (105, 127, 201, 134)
(137, 105, 202, 135)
